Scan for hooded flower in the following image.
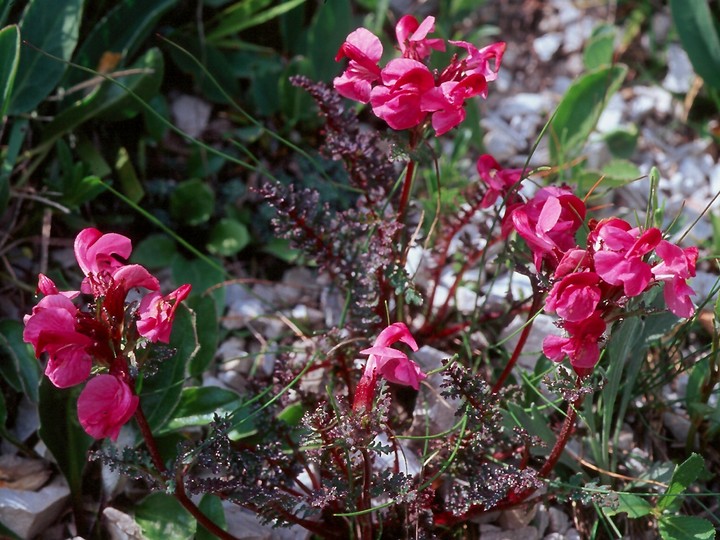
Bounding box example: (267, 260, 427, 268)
(77, 374, 138, 441)
(23, 294, 93, 388)
(353, 323, 425, 412)
(543, 312, 607, 376)
(136, 284, 192, 343)
(545, 272, 602, 322)
(476, 154, 524, 208)
(333, 27, 383, 103)
(652, 240, 698, 318)
(370, 58, 435, 130)
(395, 15, 445, 60)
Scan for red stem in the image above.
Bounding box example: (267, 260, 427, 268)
(134, 404, 241, 540)
(491, 291, 543, 393)
(537, 394, 580, 478)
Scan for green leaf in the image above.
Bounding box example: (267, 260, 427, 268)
(170, 179, 214, 226)
(37, 378, 93, 513)
(0, 25, 20, 117)
(604, 125, 638, 159)
(139, 305, 198, 433)
(9, 0, 83, 114)
(134, 492, 195, 540)
(207, 0, 308, 42)
(162, 386, 240, 432)
(132, 233, 178, 269)
(658, 515, 716, 540)
(115, 147, 144, 203)
(583, 24, 616, 70)
(657, 453, 704, 513)
(207, 218, 250, 257)
(0, 117, 27, 216)
(549, 64, 627, 167)
(670, 0, 720, 90)
(602, 492, 652, 518)
(42, 47, 164, 145)
(187, 295, 219, 377)
(305, 0, 355, 82)
(0, 319, 41, 402)
(196, 495, 227, 540)
(170, 255, 225, 317)
(277, 403, 304, 426)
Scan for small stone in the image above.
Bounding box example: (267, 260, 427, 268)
(499, 505, 538, 529)
(104, 507, 144, 540)
(663, 44, 696, 94)
(662, 411, 692, 442)
(533, 33, 563, 62)
(0, 478, 70, 539)
(170, 94, 212, 139)
(480, 525, 539, 540)
(564, 529, 582, 540)
(547, 507, 570, 534)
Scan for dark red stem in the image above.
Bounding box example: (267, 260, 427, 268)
(134, 404, 240, 540)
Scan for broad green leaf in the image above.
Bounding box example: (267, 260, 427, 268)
(658, 515, 716, 540)
(139, 305, 198, 432)
(132, 233, 178, 269)
(170, 179, 214, 226)
(9, 0, 83, 114)
(42, 47, 164, 145)
(604, 125, 638, 159)
(0, 319, 40, 402)
(602, 492, 652, 518)
(134, 492, 195, 540)
(162, 386, 240, 432)
(277, 403, 304, 426)
(657, 453, 704, 513)
(170, 255, 225, 317)
(0, 117, 27, 216)
(38, 379, 93, 511)
(76, 137, 112, 177)
(583, 24, 616, 70)
(207, 218, 250, 257)
(65, 0, 178, 88)
(549, 64, 627, 167)
(670, 0, 720, 90)
(196, 495, 227, 540)
(306, 0, 354, 82)
(0, 24, 20, 117)
(187, 295, 219, 377)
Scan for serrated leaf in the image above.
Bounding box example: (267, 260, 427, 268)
(134, 492, 195, 540)
(602, 492, 653, 518)
(9, 0, 83, 113)
(658, 515, 716, 540)
(657, 453, 704, 513)
(549, 64, 627, 167)
(670, 0, 720, 90)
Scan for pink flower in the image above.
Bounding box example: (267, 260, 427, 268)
(370, 58, 435, 130)
(476, 154, 523, 208)
(652, 240, 698, 318)
(508, 187, 586, 271)
(449, 41, 506, 84)
(353, 323, 425, 412)
(77, 374, 138, 441)
(592, 222, 661, 298)
(420, 74, 487, 135)
(334, 27, 383, 103)
(75, 228, 131, 277)
(23, 294, 93, 388)
(36, 274, 79, 299)
(395, 15, 445, 60)
(136, 284, 192, 343)
(543, 313, 606, 376)
(545, 272, 602, 322)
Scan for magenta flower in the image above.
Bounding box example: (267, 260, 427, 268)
(395, 15, 445, 60)
(333, 27, 383, 103)
(652, 240, 698, 318)
(449, 40, 506, 84)
(23, 294, 93, 388)
(370, 58, 435, 130)
(353, 323, 425, 412)
(74, 228, 132, 289)
(420, 74, 487, 135)
(543, 313, 607, 375)
(592, 221, 661, 298)
(136, 284, 192, 343)
(476, 154, 523, 208)
(508, 186, 586, 271)
(545, 272, 602, 322)
(77, 374, 138, 441)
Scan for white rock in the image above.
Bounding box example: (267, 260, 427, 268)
(480, 525, 539, 540)
(547, 507, 570, 534)
(562, 19, 595, 54)
(223, 503, 310, 539)
(534, 33, 563, 62)
(103, 507, 145, 540)
(501, 313, 558, 372)
(663, 44, 696, 94)
(630, 86, 674, 120)
(170, 94, 212, 139)
(0, 478, 70, 539)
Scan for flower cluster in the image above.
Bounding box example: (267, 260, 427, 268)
(23, 228, 191, 440)
(334, 15, 505, 136)
(353, 322, 425, 412)
(491, 167, 698, 376)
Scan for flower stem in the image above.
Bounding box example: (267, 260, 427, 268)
(134, 404, 241, 540)
(537, 392, 582, 478)
(491, 291, 543, 393)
